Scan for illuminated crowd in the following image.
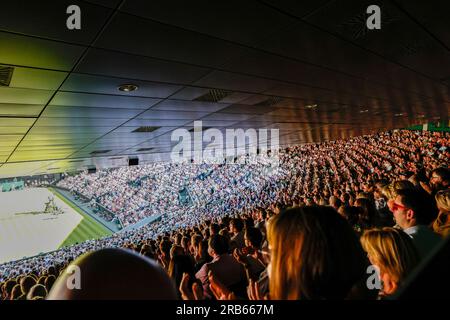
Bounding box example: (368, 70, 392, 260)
(1, 130, 449, 300)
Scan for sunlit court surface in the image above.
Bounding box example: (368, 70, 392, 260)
(0, 188, 109, 264)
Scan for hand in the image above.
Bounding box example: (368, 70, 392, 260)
(192, 281, 204, 300)
(233, 248, 246, 265)
(179, 273, 194, 300)
(208, 271, 236, 300)
(247, 279, 263, 300)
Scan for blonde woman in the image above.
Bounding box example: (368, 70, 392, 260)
(433, 189, 450, 237)
(266, 206, 368, 300)
(361, 228, 420, 298)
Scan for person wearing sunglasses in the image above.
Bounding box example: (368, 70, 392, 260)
(390, 189, 441, 259)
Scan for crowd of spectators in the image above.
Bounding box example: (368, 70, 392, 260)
(1, 129, 449, 300)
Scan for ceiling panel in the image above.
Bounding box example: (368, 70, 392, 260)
(106, 126, 177, 137)
(123, 119, 191, 127)
(61, 73, 182, 98)
(8, 150, 75, 162)
(151, 100, 229, 113)
(0, 0, 113, 45)
(184, 120, 240, 128)
(50, 92, 161, 109)
(0, 87, 54, 105)
(394, 0, 450, 50)
(201, 113, 257, 122)
(303, 0, 450, 97)
(8, 67, 67, 90)
(0, 118, 35, 127)
(120, 0, 297, 46)
(95, 13, 249, 68)
(76, 48, 211, 85)
(170, 87, 210, 100)
(194, 71, 283, 93)
(0, 104, 44, 117)
(41, 106, 144, 119)
(0, 127, 29, 135)
(85, 0, 122, 8)
(0, 161, 56, 178)
(137, 110, 211, 120)
(34, 117, 128, 127)
(218, 104, 276, 115)
(0, 31, 84, 70)
(28, 126, 113, 135)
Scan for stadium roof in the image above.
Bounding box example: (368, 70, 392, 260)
(0, 0, 449, 177)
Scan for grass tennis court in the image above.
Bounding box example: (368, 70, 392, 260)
(49, 188, 111, 248)
(0, 188, 111, 264)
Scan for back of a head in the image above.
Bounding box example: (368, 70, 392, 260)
(361, 228, 420, 285)
(393, 180, 416, 192)
(47, 248, 178, 300)
(10, 284, 23, 300)
(231, 218, 244, 232)
(20, 275, 36, 295)
(244, 227, 263, 248)
(27, 284, 48, 300)
(397, 189, 438, 225)
(267, 206, 368, 300)
(209, 234, 229, 255)
(435, 189, 450, 212)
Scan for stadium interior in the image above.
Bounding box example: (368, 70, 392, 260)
(0, 0, 449, 302)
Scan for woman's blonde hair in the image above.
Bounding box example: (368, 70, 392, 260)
(360, 228, 419, 284)
(433, 189, 450, 237)
(435, 189, 450, 212)
(380, 184, 396, 200)
(267, 206, 367, 300)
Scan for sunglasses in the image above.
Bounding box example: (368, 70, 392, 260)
(392, 202, 408, 211)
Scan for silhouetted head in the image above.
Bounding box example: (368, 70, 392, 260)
(47, 248, 178, 300)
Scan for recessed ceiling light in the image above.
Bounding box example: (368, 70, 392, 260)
(359, 109, 369, 113)
(417, 114, 425, 118)
(118, 84, 139, 92)
(305, 104, 318, 109)
(394, 113, 404, 117)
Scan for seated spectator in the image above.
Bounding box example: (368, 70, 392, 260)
(338, 205, 362, 234)
(20, 276, 36, 298)
(421, 167, 450, 195)
(354, 197, 380, 229)
(361, 228, 420, 298)
(233, 227, 266, 281)
(158, 240, 172, 270)
(44, 275, 56, 292)
(168, 254, 196, 296)
(2, 279, 16, 300)
(229, 219, 245, 250)
(27, 284, 48, 300)
(47, 248, 177, 300)
(329, 196, 342, 211)
(194, 235, 246, 299)
(10, 284, 24, 300)
(433, 189, 450, 237)
(391, 189, 441, 259)
(266, 206, 369, 300)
